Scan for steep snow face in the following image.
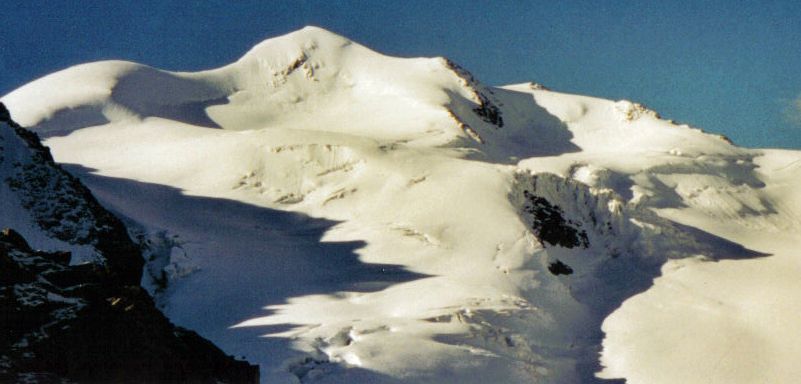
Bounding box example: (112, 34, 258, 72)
(4, 27, 801, 384)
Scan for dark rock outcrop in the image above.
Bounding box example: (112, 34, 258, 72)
(2, 102, 142, 285)
(522, 190, 589, 249)
(443, 59, 504, 128)
(0, 228, 258, 383)
(0, 103, 259, 383)
(547, 260, 574, 276)
(0, 103, 10, 122)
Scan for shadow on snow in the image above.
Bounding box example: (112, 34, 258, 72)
(572, 222, 769, 382)
(61, 163, 428, 383)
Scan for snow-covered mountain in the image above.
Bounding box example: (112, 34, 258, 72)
(4, 26, 801, 383)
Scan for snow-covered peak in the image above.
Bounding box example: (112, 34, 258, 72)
(237, 25, 356, 65)
(2, 27, 533, 160)
(5, 28, 801, 384)
(4, 26, 748, 165)
(215, 26, 511, 149)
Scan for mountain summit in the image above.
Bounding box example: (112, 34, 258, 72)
(3, 27, 801, 384)
(4, 26, 565, 162)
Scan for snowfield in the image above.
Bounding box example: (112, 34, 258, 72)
(4, 27, 801, 383)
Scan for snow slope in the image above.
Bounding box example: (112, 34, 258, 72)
(4, 27, 800, 383)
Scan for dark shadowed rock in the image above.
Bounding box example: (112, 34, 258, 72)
(0, 230, 259, 383)
(522, 190, 589, 249)
(0, 228, 32, 252)
(0, 106, 259, 382)
(548, 260, 574, 276)
(0, 102, 10, 122)
(2, 105, 142, 285)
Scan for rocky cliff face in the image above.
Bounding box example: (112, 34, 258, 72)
(2, 103, 142, 285)
(0, 103, 258, 383)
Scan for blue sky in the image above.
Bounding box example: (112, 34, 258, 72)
(2, 1, 800, 149)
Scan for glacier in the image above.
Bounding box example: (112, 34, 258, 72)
(3, 26, 801, 383)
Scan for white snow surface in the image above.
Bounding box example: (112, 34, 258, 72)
(4, 27, 801, 383)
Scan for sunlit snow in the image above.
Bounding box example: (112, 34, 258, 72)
(4, 27, 801, 384)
